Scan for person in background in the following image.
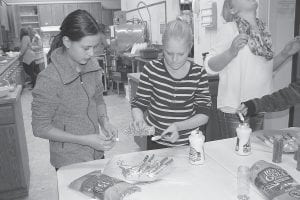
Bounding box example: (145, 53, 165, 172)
(94, 23, 109, 57)
(19, 27, 37, 89)
(94, 23, 110, 91)
(237, 80, 300, 117)
(28, 26, 44, 73)
(31, 10, 117, 170)
(131, 19, 211, 150)
(204, 0, 300, 138)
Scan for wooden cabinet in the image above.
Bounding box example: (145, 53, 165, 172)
(63, 3, 78, 17)
(51, 4, 64, 26)
(101, 9, 114, 25)
(0, 86, 30, 199)
(90, 3, 102, 24)
(77, 3, 90, 12)
(18, 5, 40, 30)
(38, 4, 52, 26)
(9, 5, 40, 38)
(39, 4, 67, 26)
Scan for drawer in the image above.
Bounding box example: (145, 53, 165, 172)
(0, 105, 15, 125)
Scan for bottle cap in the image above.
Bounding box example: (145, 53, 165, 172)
(239, 122, 249, 128)
(191, 129, 199, 136)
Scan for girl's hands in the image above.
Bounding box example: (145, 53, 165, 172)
(129, 118, 148, 135)
(102, 121, 118, 140)
(161, 123, 180, 143)
(83, 134, 116, 151)
(282, 36, 300, 57)
(229, 34, 249, 57)
(237, 103, 248, 117)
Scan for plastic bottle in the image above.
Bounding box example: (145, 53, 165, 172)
(189, 130, 205, 165)
(237, 165, 250, 200)
(235, 123, 252, 156)
(272, 135, 284, 163)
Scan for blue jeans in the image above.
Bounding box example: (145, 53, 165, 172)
(217, 110, 264, 139)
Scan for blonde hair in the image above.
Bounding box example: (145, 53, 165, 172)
(162, 19, 193, 50)
(222, 0, 235, 22)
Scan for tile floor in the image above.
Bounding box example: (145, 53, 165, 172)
(17, 88, 140, 200)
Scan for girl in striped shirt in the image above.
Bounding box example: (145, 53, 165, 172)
(131, 20, 211, 149)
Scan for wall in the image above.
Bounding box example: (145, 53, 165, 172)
(195, 0, 296, 129)
(121, 0, 180, 45)
(5, 0, 121, 9)
(0, 2, 9, 30)
(263, 0, 296, 129)
(193, 0, 224, 65)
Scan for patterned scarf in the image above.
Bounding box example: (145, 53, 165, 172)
(234, 16, 273, 60)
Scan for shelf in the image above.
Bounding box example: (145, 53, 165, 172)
(20, 15, 38, 17)
(21, 22, 39, 24)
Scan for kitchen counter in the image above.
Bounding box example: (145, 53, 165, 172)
(0, 84, 22, 104)
(0, 55, 19, 76)
(0, 55, 25, 87)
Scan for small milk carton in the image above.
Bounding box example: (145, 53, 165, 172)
(189, 130, 205, 165)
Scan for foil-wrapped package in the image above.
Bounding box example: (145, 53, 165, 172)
(69, 170, 141, 200)
(117, 154, 174, 183)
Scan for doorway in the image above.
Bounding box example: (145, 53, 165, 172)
(289, 0, 300, 127)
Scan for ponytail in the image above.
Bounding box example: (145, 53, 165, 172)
(47, 33, 63, 64)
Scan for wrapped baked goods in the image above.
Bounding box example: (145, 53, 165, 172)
(69, 170, 141, 200)
(250, 160, 300, 200)
(256, 130, 299, 153)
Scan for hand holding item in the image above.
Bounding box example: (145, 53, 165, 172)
(125, 120, 155, 137)
(160, 123, 179, 143)
(237, 103, 248, 117)
(282, 36, 300, 57)
(102, 121, 119, 141)
(229, 34, 249, 57)
(131, 119, 146, 132)
(84, 134, 116, 151)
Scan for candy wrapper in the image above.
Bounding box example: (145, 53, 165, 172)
(123, 123, 155, 137)
(250, 160, 300, 200)
(69, 170, 141, 200)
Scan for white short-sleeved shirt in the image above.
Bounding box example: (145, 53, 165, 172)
(204, 22, 273, 113)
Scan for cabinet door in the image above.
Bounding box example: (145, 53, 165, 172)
(64, 3, 78, 17)
(38, 4, 52, 26)
(101, 9, 113, 25)
(51, 4, 64, 26)
(0, 125, 24, 193)
(90, 3, 102, 24)
(77, 3, 90, 13)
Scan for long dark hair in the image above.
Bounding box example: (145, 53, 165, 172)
(20, 27, 29, 41)
(47, 9, 100, 63)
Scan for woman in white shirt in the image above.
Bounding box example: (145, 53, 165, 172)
(205, 0, 300, 138)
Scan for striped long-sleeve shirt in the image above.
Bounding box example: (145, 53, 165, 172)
(131, 59, 211, 146)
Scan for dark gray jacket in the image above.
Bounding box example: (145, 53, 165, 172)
(32, 47, 105, 168)
(244, 80, 300, 116)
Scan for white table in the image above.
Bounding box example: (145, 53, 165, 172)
(57, 128, 300, 200)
